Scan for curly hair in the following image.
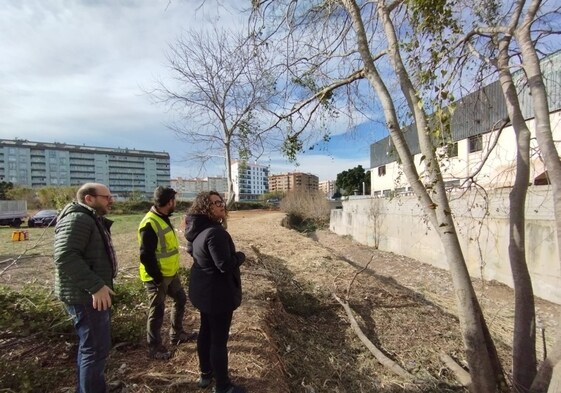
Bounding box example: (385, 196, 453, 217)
(188, 191, 228, 220)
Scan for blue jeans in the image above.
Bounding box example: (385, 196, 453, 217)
(65, 303, 112, 393)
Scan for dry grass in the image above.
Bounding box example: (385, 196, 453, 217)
(3, 209, 556, 392)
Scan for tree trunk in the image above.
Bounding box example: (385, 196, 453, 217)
(340, 1, 503, 391)
(497, 36, 537, 390)
(516, 1, 561, 387)
(516, 0, 561, 270)
(224, 141, 235, 207)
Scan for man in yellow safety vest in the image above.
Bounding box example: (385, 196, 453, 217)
(138, 186, 196, 360)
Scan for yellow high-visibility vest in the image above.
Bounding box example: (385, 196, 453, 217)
(138, 211, 180, 282)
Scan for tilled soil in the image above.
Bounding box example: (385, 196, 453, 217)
(1, 209, 560, 392)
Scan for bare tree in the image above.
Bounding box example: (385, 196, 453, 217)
(251, 0, 559, 391)
(152, 25, 276, 205)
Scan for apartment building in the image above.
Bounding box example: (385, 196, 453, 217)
(318, 180, 336, 196)
(0, 139, 170, 198)
(171, 176, 228, 200)
(269, 172, 319, 192)
(231, 161, 269, 201)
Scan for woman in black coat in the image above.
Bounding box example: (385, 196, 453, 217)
(185, 191, 246, 393)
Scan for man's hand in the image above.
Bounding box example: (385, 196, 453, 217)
(92, 285, 116, 310)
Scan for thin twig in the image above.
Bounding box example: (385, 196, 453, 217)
(346, 255, 374, 301)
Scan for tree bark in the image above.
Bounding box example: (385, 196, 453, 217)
(440, 352, 472, 388)
(338, 0, 503, 391)
(491, 14, 538, 389)
(515, 0, 561, 387)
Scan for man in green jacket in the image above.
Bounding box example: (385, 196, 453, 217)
(138, 186, 196, 360)
(54, 182, 117, 393)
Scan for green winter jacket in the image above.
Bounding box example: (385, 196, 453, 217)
(53, 202, 115, 304)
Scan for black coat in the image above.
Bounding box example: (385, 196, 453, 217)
(185, 214, 245, 314)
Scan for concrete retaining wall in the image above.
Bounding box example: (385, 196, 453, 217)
(330, 187, 561, 304)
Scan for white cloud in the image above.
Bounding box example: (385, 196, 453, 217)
(0, 0, 370, 181)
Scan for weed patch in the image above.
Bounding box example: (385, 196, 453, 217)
(0, 284, 69, 336)
(112, 279, 147, 344)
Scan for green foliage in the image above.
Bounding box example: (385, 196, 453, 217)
(403, 0, 461, 147)
(260, 191, 285, 201)
(110, 200, 152, 214)
(230, 201, 267, 210)
(0, 363, 71, 393)
(36, 186, 77, 209)
(5, 186, 36, 208)
(109, 200, 191, 215)
(292, 74, 334, 106)
(0, 181, 13, 199)
(177, 266, 191, 286)
(335, 165, 370, 196)
(282, 134, 304, 162)
(406, 0, 459, 36)
(0, 284, 74, 391)
(473, 0, 500, 25)
(128, 190, 144, 202)
(237, 111, 257, 161)
(111, 280, 146, 344)
(0, 284, 70, 336)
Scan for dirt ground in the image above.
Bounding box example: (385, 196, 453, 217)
(1, 209, 561, 392)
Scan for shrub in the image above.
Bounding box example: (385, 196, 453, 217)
(0, 284, 70, 336)
(230, 201, 267, 210)
(112, 279, 147, 344)
(280, 190, 331, 232)
(111, 200, 192, 215)
(0, 285, 75, 392)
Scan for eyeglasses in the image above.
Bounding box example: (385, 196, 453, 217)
(92, 194, 113, 200)
(211, 200, 225, 207)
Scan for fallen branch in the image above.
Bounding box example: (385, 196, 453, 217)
(346, 255, 374, 300)
(332, 293, 415, 380)
(439, 352, 471, 388)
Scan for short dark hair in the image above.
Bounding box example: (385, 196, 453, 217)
(154, 186, 177, 207)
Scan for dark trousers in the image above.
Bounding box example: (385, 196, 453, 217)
(144, 275, 187, 346)
(198, 310, 234, 390)
(65, 303, 111, 393)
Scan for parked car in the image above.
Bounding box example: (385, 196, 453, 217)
(266, 198, 281, 206)
(28, 209, 58, 228)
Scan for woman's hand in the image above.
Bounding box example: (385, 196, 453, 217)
(235, 251, 246, 266)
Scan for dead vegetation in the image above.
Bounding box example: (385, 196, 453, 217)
(1, 210, 559, 392)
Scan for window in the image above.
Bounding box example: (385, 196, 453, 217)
(378, 165, 386, 176)
(468, 135, 483, 153)
(445, 142, 458, 157)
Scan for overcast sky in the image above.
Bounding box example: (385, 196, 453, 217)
(0, 0, 374, 181)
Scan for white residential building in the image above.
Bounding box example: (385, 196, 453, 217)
(231, 161, 269, 201)
(369, 50, 561, 195)
(171, 176, 228, 201)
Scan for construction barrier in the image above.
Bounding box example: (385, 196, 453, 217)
(11, 230, 29, 241)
